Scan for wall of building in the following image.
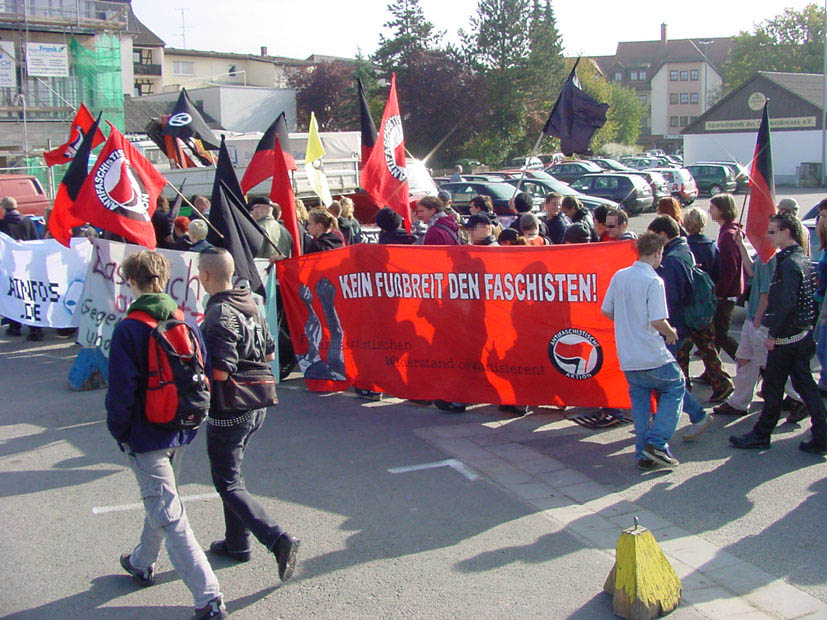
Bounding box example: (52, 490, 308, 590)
(217, 87, 296, 133)
(684, 129, 822, 184)
(120, 35, 133, 96)
(162, 53, 274, 91)
(650, 66, 668, 136)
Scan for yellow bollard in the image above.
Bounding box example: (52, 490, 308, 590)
(603, 519, 682, 620)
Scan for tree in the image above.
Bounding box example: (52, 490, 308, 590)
(372, 0, 443, 73)
(724, 4, 826, 89)
(287, 61, 357, 131)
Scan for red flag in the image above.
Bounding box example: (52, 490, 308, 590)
(241, 113, 295, 194)
(48, 113, 102, 246)
(270, 134, 301, 257)
(746, 103, 776, 263)
(360, 74, 411, 230)
(43, 103, 105, 167)
(72, 124, 167, 249)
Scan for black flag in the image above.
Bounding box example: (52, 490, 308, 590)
(358, 78, 377, 166)
(209, 139, 265, 295)
(543, 59, 609, 156)
(162, 87, 220, 150)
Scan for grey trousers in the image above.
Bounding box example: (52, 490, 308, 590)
(126, 446, 221, 609)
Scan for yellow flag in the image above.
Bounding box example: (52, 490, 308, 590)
(305, 112, 332, 206)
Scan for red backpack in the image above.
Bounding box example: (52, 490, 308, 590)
(126, 309, 211, 430)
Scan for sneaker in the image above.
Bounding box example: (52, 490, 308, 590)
(354, 388, 383, 400)
(799, 439, 827, 455)
(498, 404, 530, 416)
(26, 330, 45, 342)
(434, 400, 466, 413)
(713, 402, 748, 416)
(119, 553, 155, 587)
(642, 444, 679, 467)
(682, 415, 713, 441)
(192, 596, 227, 620)
(209, 539, 251, 562)
(729, 431, 770, 450)
(5, 325, 21, 336)
(708, 382, 735, 403)
(273, 533, 300, 581)
(785, 401, 809, 424)
(637, 457, 657, 471)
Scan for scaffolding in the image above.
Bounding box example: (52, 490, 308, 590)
(71, 34, 123, 131)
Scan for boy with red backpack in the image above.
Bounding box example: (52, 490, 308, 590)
(106, 250, 227, 620)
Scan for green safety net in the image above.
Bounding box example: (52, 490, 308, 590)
(70, 34, 124, 131)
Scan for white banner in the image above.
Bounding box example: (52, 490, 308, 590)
(0, 233, 92, 327)
(0, 41, 16, 88)
(26, 42, 69, 77)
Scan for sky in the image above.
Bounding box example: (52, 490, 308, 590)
(134, 0, 816, 60)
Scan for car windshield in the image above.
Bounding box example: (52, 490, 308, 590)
(484, 183, 524, 199)
(521, 175, 576, 195)
(570, 178, 590, 190)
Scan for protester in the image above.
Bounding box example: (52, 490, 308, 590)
(188, 219, 214, 252)
(463, 213, 499, 246)
(192, 195, 211, 216)
(714, 227, 807, 419)
(409, 203, 429, 242)
(338, 197, 363, 245)
(777, 197, 810, 257)
(561, 196, 597, 241)
(519, 213, 547, 246)
(605, 208, 637, 241)
(173, 216, 193, 251)
(197, 247, 301, 579)
(657, 197, 688, 236)
(306, 208, 344, 253)
(294, 198, 314, 253)
(376, 207, 416, 244)
(498, 228, 527, 246)
(249, 196, 293, 259)
(151, 194, 175, 249)
(683, 207, 718, 276)
(449, 164, 463, 182)
(106, 250, 225, 620)
(647, 215, 713, 439)
(469, 195, 502, 237)
(507, 191, 538, 234)
(563, 221, 592, 244)
(602, 232, 683, 469)
(815, 206, 827, 393)
(708, 193, 743, 364)
(593, 205, 610, 241)
(418, 196, 463, 245)
(0, 196, 43, 340)
(729, 212, 827, 455)
(437, 189, 464, 227)
(541, 192, 569, 244)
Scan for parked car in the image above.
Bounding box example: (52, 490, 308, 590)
(627, 170, 671, 208)
(504, 176, 619, 212)
(439, 181, 541, 215)
(685, 164, 737, 196)
(647, 167, 698, 205)
(505, 156, 544, 170)
(569, 173, 653, 214)
(695, 161, 750, 193)
(620, 156, 663, 170)
(537, 152, 564, 166)
(0, 174, 50, 216)
(590, 158, 634, 172)
(455, 158, 482, 169)
(544, 160, 603, 184)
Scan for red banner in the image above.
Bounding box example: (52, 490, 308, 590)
(277, 242, 638, 408)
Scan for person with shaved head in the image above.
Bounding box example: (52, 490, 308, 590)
(197, 248, 301, 580)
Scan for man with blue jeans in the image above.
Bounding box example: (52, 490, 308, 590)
(602, 232, 683, 469)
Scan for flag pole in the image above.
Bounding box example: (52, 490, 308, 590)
(164, 178, 224, 240)
(217, 179, 284, 256)
(510, 130, 546, 201)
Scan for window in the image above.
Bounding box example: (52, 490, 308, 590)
(670, 70, 678, 81)
(134, 79, 154, 97)
(680, 115, 689, 126)
(690, 69, 699, 80)
(614, 71, 622, 81)
(630, 71, 638, 81)
(133, 50, 141, 64)
(680, 70, 688, 81)
(638, 71, 646, 80)
(173, 61, 195, 76)
(680, 93, 689, 104)
(670, 116, 679, 127)
(669, 93, 678, 104)
(690, 92, 699, 104)
(641, 117, 650, 129)
(638, 94, 647, 105)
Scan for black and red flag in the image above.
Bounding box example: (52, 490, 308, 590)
(358, 78, 377, 167)
(270, 133, 301, 257)
(746, 102, 776, 264)
(48, 112, 103, 246)
(43, 103, 105, 167)
(360, 74, 411, 231)
(161, 87, 220, 150)
(240, 112, 296, 193)
(72, 124, 167, 249)
(543, 58, 609, 156)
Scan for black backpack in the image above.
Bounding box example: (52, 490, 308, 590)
(127, 310, 211, 430)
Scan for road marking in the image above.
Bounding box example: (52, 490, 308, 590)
(92, 492, 219, 515)
(388, 459, 479, 481)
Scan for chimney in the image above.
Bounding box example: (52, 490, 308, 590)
(661, 23, 668, 45)
(260, 46, 268, 56)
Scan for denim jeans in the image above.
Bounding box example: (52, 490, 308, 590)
(127, 446, 221, 609)
(623, 361, 684, 459)
(206, 409, 283, 554)
(816, 322, 827, 386)
(667, 340, 706, 425)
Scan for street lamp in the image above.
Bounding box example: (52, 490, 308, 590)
(698, 39, 713, 113)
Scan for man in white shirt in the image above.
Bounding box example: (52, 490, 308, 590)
(601, 232, 683, 470)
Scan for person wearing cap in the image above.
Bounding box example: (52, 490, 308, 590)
(519, 213, 547, 246)
(777, 197, 810, 257)
(437, 189, 463, 227)
(463, 213, 499, 246)
(498, 228, 527, 246)
(563, 221, 592, 244)
(376, 207, 416, 245)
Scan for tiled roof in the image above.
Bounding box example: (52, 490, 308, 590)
(760, 71, 825, 108)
